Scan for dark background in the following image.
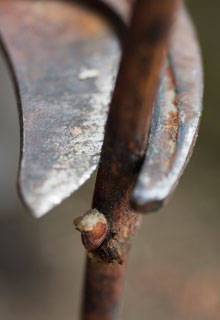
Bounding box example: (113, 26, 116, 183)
(0, 1, 219, 319)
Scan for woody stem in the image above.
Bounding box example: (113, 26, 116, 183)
(77, 0, 180, 319)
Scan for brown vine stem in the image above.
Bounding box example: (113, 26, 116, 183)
(74, 0, 180, 319)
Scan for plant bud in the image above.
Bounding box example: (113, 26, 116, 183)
(74, 209, 108, 250)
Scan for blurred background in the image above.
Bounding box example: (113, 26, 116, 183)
(0, 0, 219, 319)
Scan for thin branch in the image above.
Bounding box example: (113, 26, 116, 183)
(75, 0, 180, 318)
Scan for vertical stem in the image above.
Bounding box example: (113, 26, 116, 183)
(77, 0, 180, 319)
(81, 258, 126, 320)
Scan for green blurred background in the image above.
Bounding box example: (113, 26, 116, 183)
(0, 1, 219, 319)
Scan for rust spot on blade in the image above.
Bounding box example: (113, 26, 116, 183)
(70, 127, 83, 138)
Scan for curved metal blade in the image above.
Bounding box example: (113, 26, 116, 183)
(131, 8, 203, 212)
(0, 1, 120, 217)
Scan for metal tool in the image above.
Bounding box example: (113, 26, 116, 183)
(0, 0, 203, 319)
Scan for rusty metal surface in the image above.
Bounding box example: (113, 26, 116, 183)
(131, 7, 203, 212)
(0, 1, 120, 217)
